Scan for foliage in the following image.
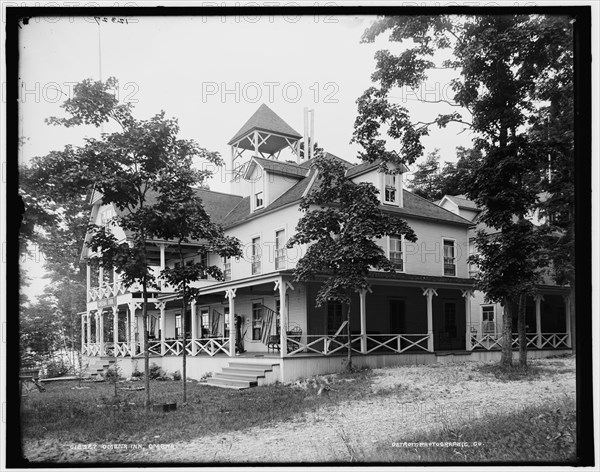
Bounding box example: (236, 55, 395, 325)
(409, 147, 481, 201)
(288, 155, 417, 307)
(45, 358, 71, 378)
(148, 363, 166, 380)
(355, 14, 574, 366)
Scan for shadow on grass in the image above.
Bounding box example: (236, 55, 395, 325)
(367, 395, 576, 463)
(20, 368, 386, 446)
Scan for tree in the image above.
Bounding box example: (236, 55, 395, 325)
(409, 149, 440, 200)
(287, 155, 416, 370)
(149, 160, 242, 404)
(34, 77, 218, 406)
(352, 14, 573, 367)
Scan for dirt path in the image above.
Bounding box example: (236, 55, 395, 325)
(22, 356, 575, 464)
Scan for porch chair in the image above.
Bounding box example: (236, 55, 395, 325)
(286, 326, 302, 353)
(267, 335, 280, 353)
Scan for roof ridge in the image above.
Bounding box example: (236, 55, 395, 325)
(195, 187, 243, 199)
(406, 189, 474, 225)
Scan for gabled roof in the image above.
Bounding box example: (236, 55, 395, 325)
(441, 194, 480, 211)
(299, 152, 354, 169)
(221, 171, 314, 228)
(227, 104, 302, 145)
(345, 159, 409, 178)
(385, 190, 473, 226)
(244, 156, 309, 180)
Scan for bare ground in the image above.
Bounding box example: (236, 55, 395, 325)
(22, 355, 575, 464)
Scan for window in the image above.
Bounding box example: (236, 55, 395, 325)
(443, 239, 456, 276)
(199, 252, 208, 279)
(255, 191, 264, 209)
(327, 302, 344, 335)
(384, 173, 397, 203)
(468, 238, 479, 276)
(389, 235, 403, 271)
(482, 305, 495, 333)
(200, 308, 209, 338)
(251, 237, 261, 274)
(251, 302, 263, 340)
(175, 313, 182, 339)
(275, 230, 286, 270)
(223, 258, 231, 281)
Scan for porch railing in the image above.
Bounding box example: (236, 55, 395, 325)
(469, 332, 570, 350)
(285, 333, 432, 356)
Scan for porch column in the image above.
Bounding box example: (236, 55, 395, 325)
(81, 313, 86, 354)
(159, 243, 166, 291)
(98, 309, 104, 356)
(422, 288, 438, 352)
(86, 311, 92, 349)
(112, 306, 119, 357)
(128, 302, 140, 357)
(358, 288, 369, 354)
(276, 278, 293, 358)
(462, 290, 474, 351)
(156, 302, 166, 356)
(226, 288, 236, 357)
(564, 295, 572, 348)
(86, 264, 91, 301)
(534, 294, 544, 348)
(191, 299, 198, 355)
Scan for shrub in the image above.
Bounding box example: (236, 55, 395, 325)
(45, 358, 71, 378)
(131, 369, 143, 378)
(172, 370, 181, 381)
(148, 363, 165, 380)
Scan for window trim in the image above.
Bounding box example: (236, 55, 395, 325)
(481, 305, 496, 334)
(274, 227, 287, 271)
(250, 234, 262, 275)
(383, 173, 398, 205)
(442, 237, 457, 277)
(388, 234, 405, 272)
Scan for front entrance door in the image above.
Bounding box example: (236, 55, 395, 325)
(439, 301, 458, 350)
(389, 299, 405, 334)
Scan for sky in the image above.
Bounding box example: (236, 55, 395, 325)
(16, 12, 479, 300)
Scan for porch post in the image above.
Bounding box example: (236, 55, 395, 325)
(159, 243, 166, 291)
(226, 289, 236, 357)
(534, 294, 544, 348)
(98, 309, 104, 356)
(86, 311, 92, 351)
(564, 295, 572, 348)
(277, 278, 293, 358)
(127, 302, 138, 356)
(157, 302, 166, 356)
(81, 313, 86, 354)
(191, 299, 198, 355)
(359, 288, 368, 354)
(422, 288, 438, 352)
(86, 264, 91, 301)
(462, 290, 474, 351)
(112, 306, 119, 357)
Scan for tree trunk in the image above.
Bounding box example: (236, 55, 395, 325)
(346, 298, 352, 372)
(181, 295, 187, 404)
(142, 277, 150, 408)
(569, 282, 575, 354)
(518, 293, 527, 368)
(500, 297, 513, 367)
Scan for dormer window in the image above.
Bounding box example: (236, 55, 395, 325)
(255, 191, 264, 209)
(384, 174, 397, 203)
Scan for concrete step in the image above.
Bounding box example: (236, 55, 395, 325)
(226, 362, 276, 371)
(214, 372, 264, 381)
(221, 367, 268, 376)
(206, 377, 255, 389)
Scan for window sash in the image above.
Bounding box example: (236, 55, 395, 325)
(251, 238, 261, 274)
(275, 230, 286, 270)
(443, 240, 456, 275)
(389, 236, 403, 270)
(255, 192, 264, 208)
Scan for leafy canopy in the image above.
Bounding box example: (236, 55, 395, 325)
(288, 155, 417, 306)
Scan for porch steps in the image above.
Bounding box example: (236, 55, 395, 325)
(206, 362, 278, 390)
(85, 358, 117, 379)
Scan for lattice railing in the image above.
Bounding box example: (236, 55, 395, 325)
(470, 332, 570, 351)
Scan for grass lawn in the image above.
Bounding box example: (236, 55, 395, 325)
(20, 369, 376, 445)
